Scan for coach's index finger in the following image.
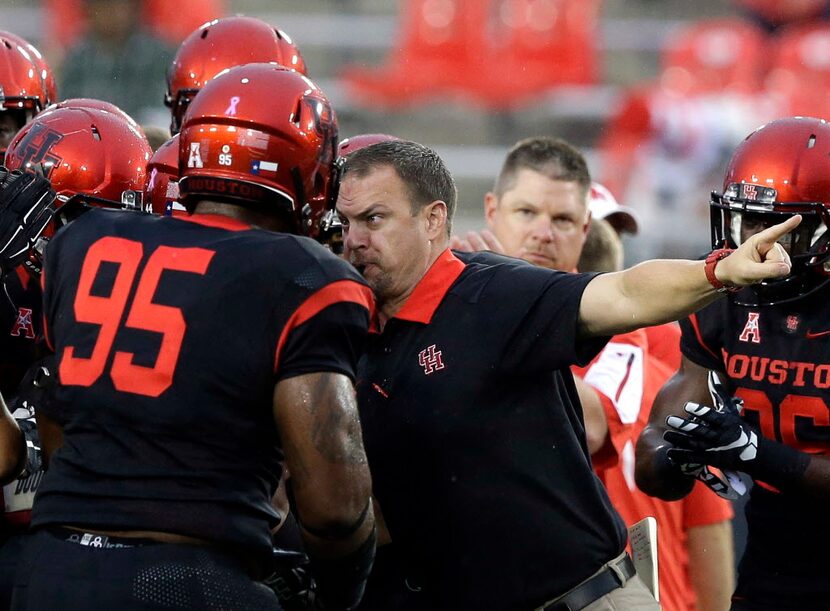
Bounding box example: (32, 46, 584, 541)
(754, 214, 802, 258)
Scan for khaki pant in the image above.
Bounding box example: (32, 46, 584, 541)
(582, 573, 661, 611)
(536, 552, 661, 611)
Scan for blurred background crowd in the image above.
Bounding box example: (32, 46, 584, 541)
(2, 0, 829, 263)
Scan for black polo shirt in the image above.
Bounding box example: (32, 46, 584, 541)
(358, 249, 627, 611)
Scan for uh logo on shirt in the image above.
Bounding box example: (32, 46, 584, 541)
(418, 344, 445, 375)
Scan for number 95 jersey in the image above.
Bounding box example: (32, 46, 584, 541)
(680, 286, 830, 604)
(33, 208, 373, 556)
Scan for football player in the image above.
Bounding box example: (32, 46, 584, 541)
(15, 64, 375, 611)
(144, 133, 183, 216)
(637, 116, 830, 611)
(0, 30, 55, 401)
(0, 104, 152, 609)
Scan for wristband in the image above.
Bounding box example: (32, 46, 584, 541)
(704, 248, 740, 293)
(748, 437, 810, 491)
(311, 527, 377, 611)
(650, 444, 696, 500)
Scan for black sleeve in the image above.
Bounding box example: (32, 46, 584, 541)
(275, 280, 373, 383)
(496, 266, 609, 374)
(679, 301, 726, 371)
(40, 230, 64, 355)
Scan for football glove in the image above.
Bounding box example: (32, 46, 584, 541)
(664, 372, 809, 489)
(676, 460, 744, 500)
(0, 167, 56, 276)
(12, 355, 57, 419)
(665, 401, 759, 472)
(263, 548, 318, 611)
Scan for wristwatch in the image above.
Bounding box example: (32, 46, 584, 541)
(704, 248, 740, 293)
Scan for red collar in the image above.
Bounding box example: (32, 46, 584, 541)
(178, 213, 251, 231)
(391, 248, 466, 325)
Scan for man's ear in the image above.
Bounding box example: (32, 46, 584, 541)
(582, 209, 592, 236)
(484, 192, 498, 229)
(424, 200, 448, 239)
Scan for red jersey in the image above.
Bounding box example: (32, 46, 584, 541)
(574, 325, 733, 611)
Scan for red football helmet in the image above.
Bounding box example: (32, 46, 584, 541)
(5, 106, 152, 215)
(165, 16, 308, 135)
(0, 31, 52, 156)
(145, 134, 185, 216)
(48, 98, 141, 128)
(711, 116, 830, 304)
(0, 31, 52, 111)
(178, 63, 338, 241)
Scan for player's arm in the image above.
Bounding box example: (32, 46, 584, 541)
(578, 216, 798, 337)
(635, 355, 713, 500)
(274, 371, 375, 611)
(34, 411, 62, 471)
(0, 392, 24, 484)
(573, 375, 608, 455)
(666, 395, 830, 500)
(687, 520, 734, 611)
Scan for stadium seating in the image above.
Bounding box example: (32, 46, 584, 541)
(341, 0, 600, 110)
(658, 18, 766, 95)
(459, 0, 601, 109)
(764, 23, 830, 118)
(340, 0, 489, 107)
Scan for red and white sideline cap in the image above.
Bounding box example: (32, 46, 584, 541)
(588, 182, 640, 235)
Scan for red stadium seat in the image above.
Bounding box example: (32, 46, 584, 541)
(44, 0, 226, 51)
(459, 0, 601, 108)
(44, 0, 85, 51)
(341, 0, 489, 108)
(342, 0, 599, 110)
(764, 23, 830, 117)
(143, 0, 227, 46)
(658, 18, 766, 95)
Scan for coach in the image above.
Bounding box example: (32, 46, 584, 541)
(336, 140, 796, 611)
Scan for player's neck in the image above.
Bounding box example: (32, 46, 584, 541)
(192, 200, 291, 233)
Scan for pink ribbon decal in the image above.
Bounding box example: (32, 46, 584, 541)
(224, 96, 240, 116)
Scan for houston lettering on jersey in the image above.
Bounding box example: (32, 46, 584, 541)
(724, 350, 830, 388)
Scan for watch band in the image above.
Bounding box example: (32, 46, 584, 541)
(704, 248, 739, 293)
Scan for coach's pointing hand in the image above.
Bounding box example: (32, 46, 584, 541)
(715, 214, 800, 288)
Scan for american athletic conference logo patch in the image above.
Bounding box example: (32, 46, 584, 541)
(739, 312, 761, 344)
(9, 307, 35, 339)
(418, 344, 445, 375)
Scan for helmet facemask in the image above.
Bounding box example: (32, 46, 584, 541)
(710, 182, 830, 305)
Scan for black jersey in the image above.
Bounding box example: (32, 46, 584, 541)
(0, 267, 41, 397)
(358, 249, 625, 611)
(33, 209, 372, 558)
(681, 285, 830, 608)
(0, 268, 44, 532)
